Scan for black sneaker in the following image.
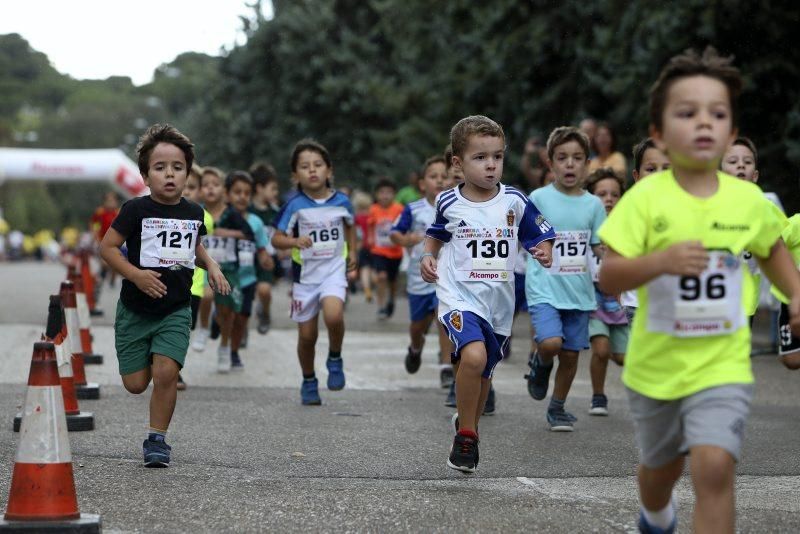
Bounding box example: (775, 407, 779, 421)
(525, 352, 553, 400)
(377, 307, 389, 321)
(445, 381, 456, 407)
(405, 347, 422, 374)
(439, 366, 454, 388)
(386, 300, 395, 318)
(589, 394, 609, 416)
(482, 386, 496, 415)
(447, 433, 479, 473)
(210, 311, 220, 340)
(231, 351, 244, 370)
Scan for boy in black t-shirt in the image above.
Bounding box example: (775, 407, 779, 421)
(100, 124, 230, 467)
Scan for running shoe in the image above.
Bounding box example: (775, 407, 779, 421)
(445, 381, 456, 407)
(386, 300, 395, 318)
(217, 345, 231, 373)
(143, 435, 171, 467)
(637, 510, 676, 534)
(377, 307, 389, 321)
(326, 358, 345, 390)
(589, 394, 609, 416)
(176, 374, 187, 391)
(301, 378, 322, 406)
(231, 351, 244, 370)
(191, 329, 207, 352)
(451, 413, 479, 437)
(439, 366, 454, 388)
(482, 386, 496, 415)
(447, 433, 479, 473)
(405, 347, 422, 374)
(257, 310, 271, 335)
(525, 352, 552, 400)
(547, 409, 574, 432)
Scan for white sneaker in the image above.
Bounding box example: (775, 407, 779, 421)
(217, 345, 231, 373)
(191, 329, 208, 352)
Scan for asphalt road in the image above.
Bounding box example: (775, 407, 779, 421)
(1, 262, 798, 533)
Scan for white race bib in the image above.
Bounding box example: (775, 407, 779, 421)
(647, 250, 744, 337)
(140, 218, 200, 268)
(588, 245, 603, 283)
(550, 230, 590, 275)
(203, 235, 237, 263)
(238, 240, 255, 267)
(453, 226, 516, 282)
(375, 221, 394, 247)
(299, 220, 342, 260)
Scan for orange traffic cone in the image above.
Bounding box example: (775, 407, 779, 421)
(13, 296, 94, 432)
(60, 281, 100, 400)
(0, 342, 101, 532)
(67, 265, 104, 365)
(79, 249, 103, 317)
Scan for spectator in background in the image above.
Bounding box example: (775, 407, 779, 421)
(588, 122, 627, 177)
(90, 191, 121, 287)
(579, 118, 598, 156)
(520, 135, 549, 191)
(352, 190, 374, 302)
(395, 170, 421, 205)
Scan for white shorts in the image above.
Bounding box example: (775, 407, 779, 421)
(290, 281, 347, 323)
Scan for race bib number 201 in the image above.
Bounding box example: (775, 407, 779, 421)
(140, 218, 200, 268)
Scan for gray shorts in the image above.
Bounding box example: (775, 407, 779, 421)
(626, 384, 753, 468)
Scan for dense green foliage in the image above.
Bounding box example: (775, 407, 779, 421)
(1, 0, 799, 233)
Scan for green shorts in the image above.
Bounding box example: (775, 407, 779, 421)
(256, 268, 274, 284)
(114, 301, 191, 375)
(214, 268, 242, 312)
(589, 317, 630, 355)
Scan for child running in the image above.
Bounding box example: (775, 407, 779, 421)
(272, 139, 357, 405)
(248, 162, 281, 334)
(390, 155, 454, 388)
(369, 178, 404, 320)
(99, 124, 230, 467)
(524, 126, 606, 432)
(421, 115, 555, 473)
(598, 47, 800, 533)
(771, 214, 800, 369)
(585, 168, 628, 416)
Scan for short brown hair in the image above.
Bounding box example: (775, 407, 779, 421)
(421, 155, 446, 177)
(444, 144, 454, 169)
(290, 139, 331, 172)
(632, 138, 657, 173)
(730, 137, 758, 167)
(136, 123, 194, 176)
(449, 115, 505, 158)
(249, 161, 278, 187)
(649, 46, 742, 132)
(585, 167, 625, 194)
(546, 126, 590, 161)
(373, 177, 397, 194)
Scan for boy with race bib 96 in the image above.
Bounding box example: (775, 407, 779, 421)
(100, 124, 230, 467)
(421, 115, 555, 473)
(598, 48, 800, 533)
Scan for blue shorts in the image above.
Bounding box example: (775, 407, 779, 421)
(440, 310, 508, 379)
(514, 272, 528, 315)
(408, 292, 438, 322)
(530, 303, 590, 352)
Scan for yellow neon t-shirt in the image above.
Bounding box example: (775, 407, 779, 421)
(741, 202, 787, 315)
(598, 170, 785, 400)
(191, 209, 215, 297)
(771, 214, 800, 305)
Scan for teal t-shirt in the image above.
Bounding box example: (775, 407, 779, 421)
(525, 184, 606, 310)
(238, 213, 270, 288)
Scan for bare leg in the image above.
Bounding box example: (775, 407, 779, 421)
(297, 316, 319, 375)
(410, 313, 434, 352)
(691, 446, 736, 534)
(149, 355, 180, 431)
(589, 335, 611, 395)
(552, 349, 579, 401)
(321, 297, 345, 352)
(437, 321, 453, 365)
(455, 342, 487, 433)
(257, 282, 272, 321)
(638, 456, 684, 516)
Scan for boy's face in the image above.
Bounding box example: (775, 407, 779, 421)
(182, 174, 200, 202)
(593, 178, 622, 214)
(144, 142, 188, 204)
(420, 162, 446, 200)
(721, 144, 758, 183)
(375, 186, 395, 206)
(653, 75, 736, 170)
(255, 181, 279, 203)
(549, 140, 588, 189)
(633, 147, 671, 182)
(293, 149, 331, 193)
(201, 173, 224, 205)
(228, 180, 252, 213)
(453, 134, 505, 191)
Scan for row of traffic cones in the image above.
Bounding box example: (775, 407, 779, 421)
(1, 276, 104, 531)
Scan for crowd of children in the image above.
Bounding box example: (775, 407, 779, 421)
(92, 46, 800, 533)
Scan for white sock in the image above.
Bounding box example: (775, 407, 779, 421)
(642, 499, 676, 529)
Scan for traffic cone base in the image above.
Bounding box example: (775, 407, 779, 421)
(0, 513, 102, 532)
(13, 412, 94, 433)
(81, 353, 103, 365)
(74, 383, 100, 400)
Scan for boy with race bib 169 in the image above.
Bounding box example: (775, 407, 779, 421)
(100, 124, 230, 467)
(598, 47, 800, 533)
(421, 115, 555, 473)
(523, 126, 607, 432)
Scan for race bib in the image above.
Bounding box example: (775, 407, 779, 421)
(238, 240, 255, 267)
(453, 226, 516, 282)
(203, 235, 237, 263)
(299, 220, 342, 260)
(140, 218, 200, 268)
(588, 245, 603, 283)
(550, 230, 590, 275)
(646, 250, 744, 337)
(375, 221, 394, 247)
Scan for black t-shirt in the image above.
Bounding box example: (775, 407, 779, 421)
(112, 196, 207, 316)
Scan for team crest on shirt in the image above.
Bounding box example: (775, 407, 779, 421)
(653, 216, 668, 233)
(506, 209, 515, 226)
(449, 311, 463, 332)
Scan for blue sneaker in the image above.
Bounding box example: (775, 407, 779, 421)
(326, 358, 345, 390)
(525, 352, 552, 400)
(547, 409, 574, 432)
(301, 378, 322, 405)
(143, 435, 171, 467)
(638, 510, 676, 534)
(445, 381, 456, 407)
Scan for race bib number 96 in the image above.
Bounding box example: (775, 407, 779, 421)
(140, 218, 200, 268)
